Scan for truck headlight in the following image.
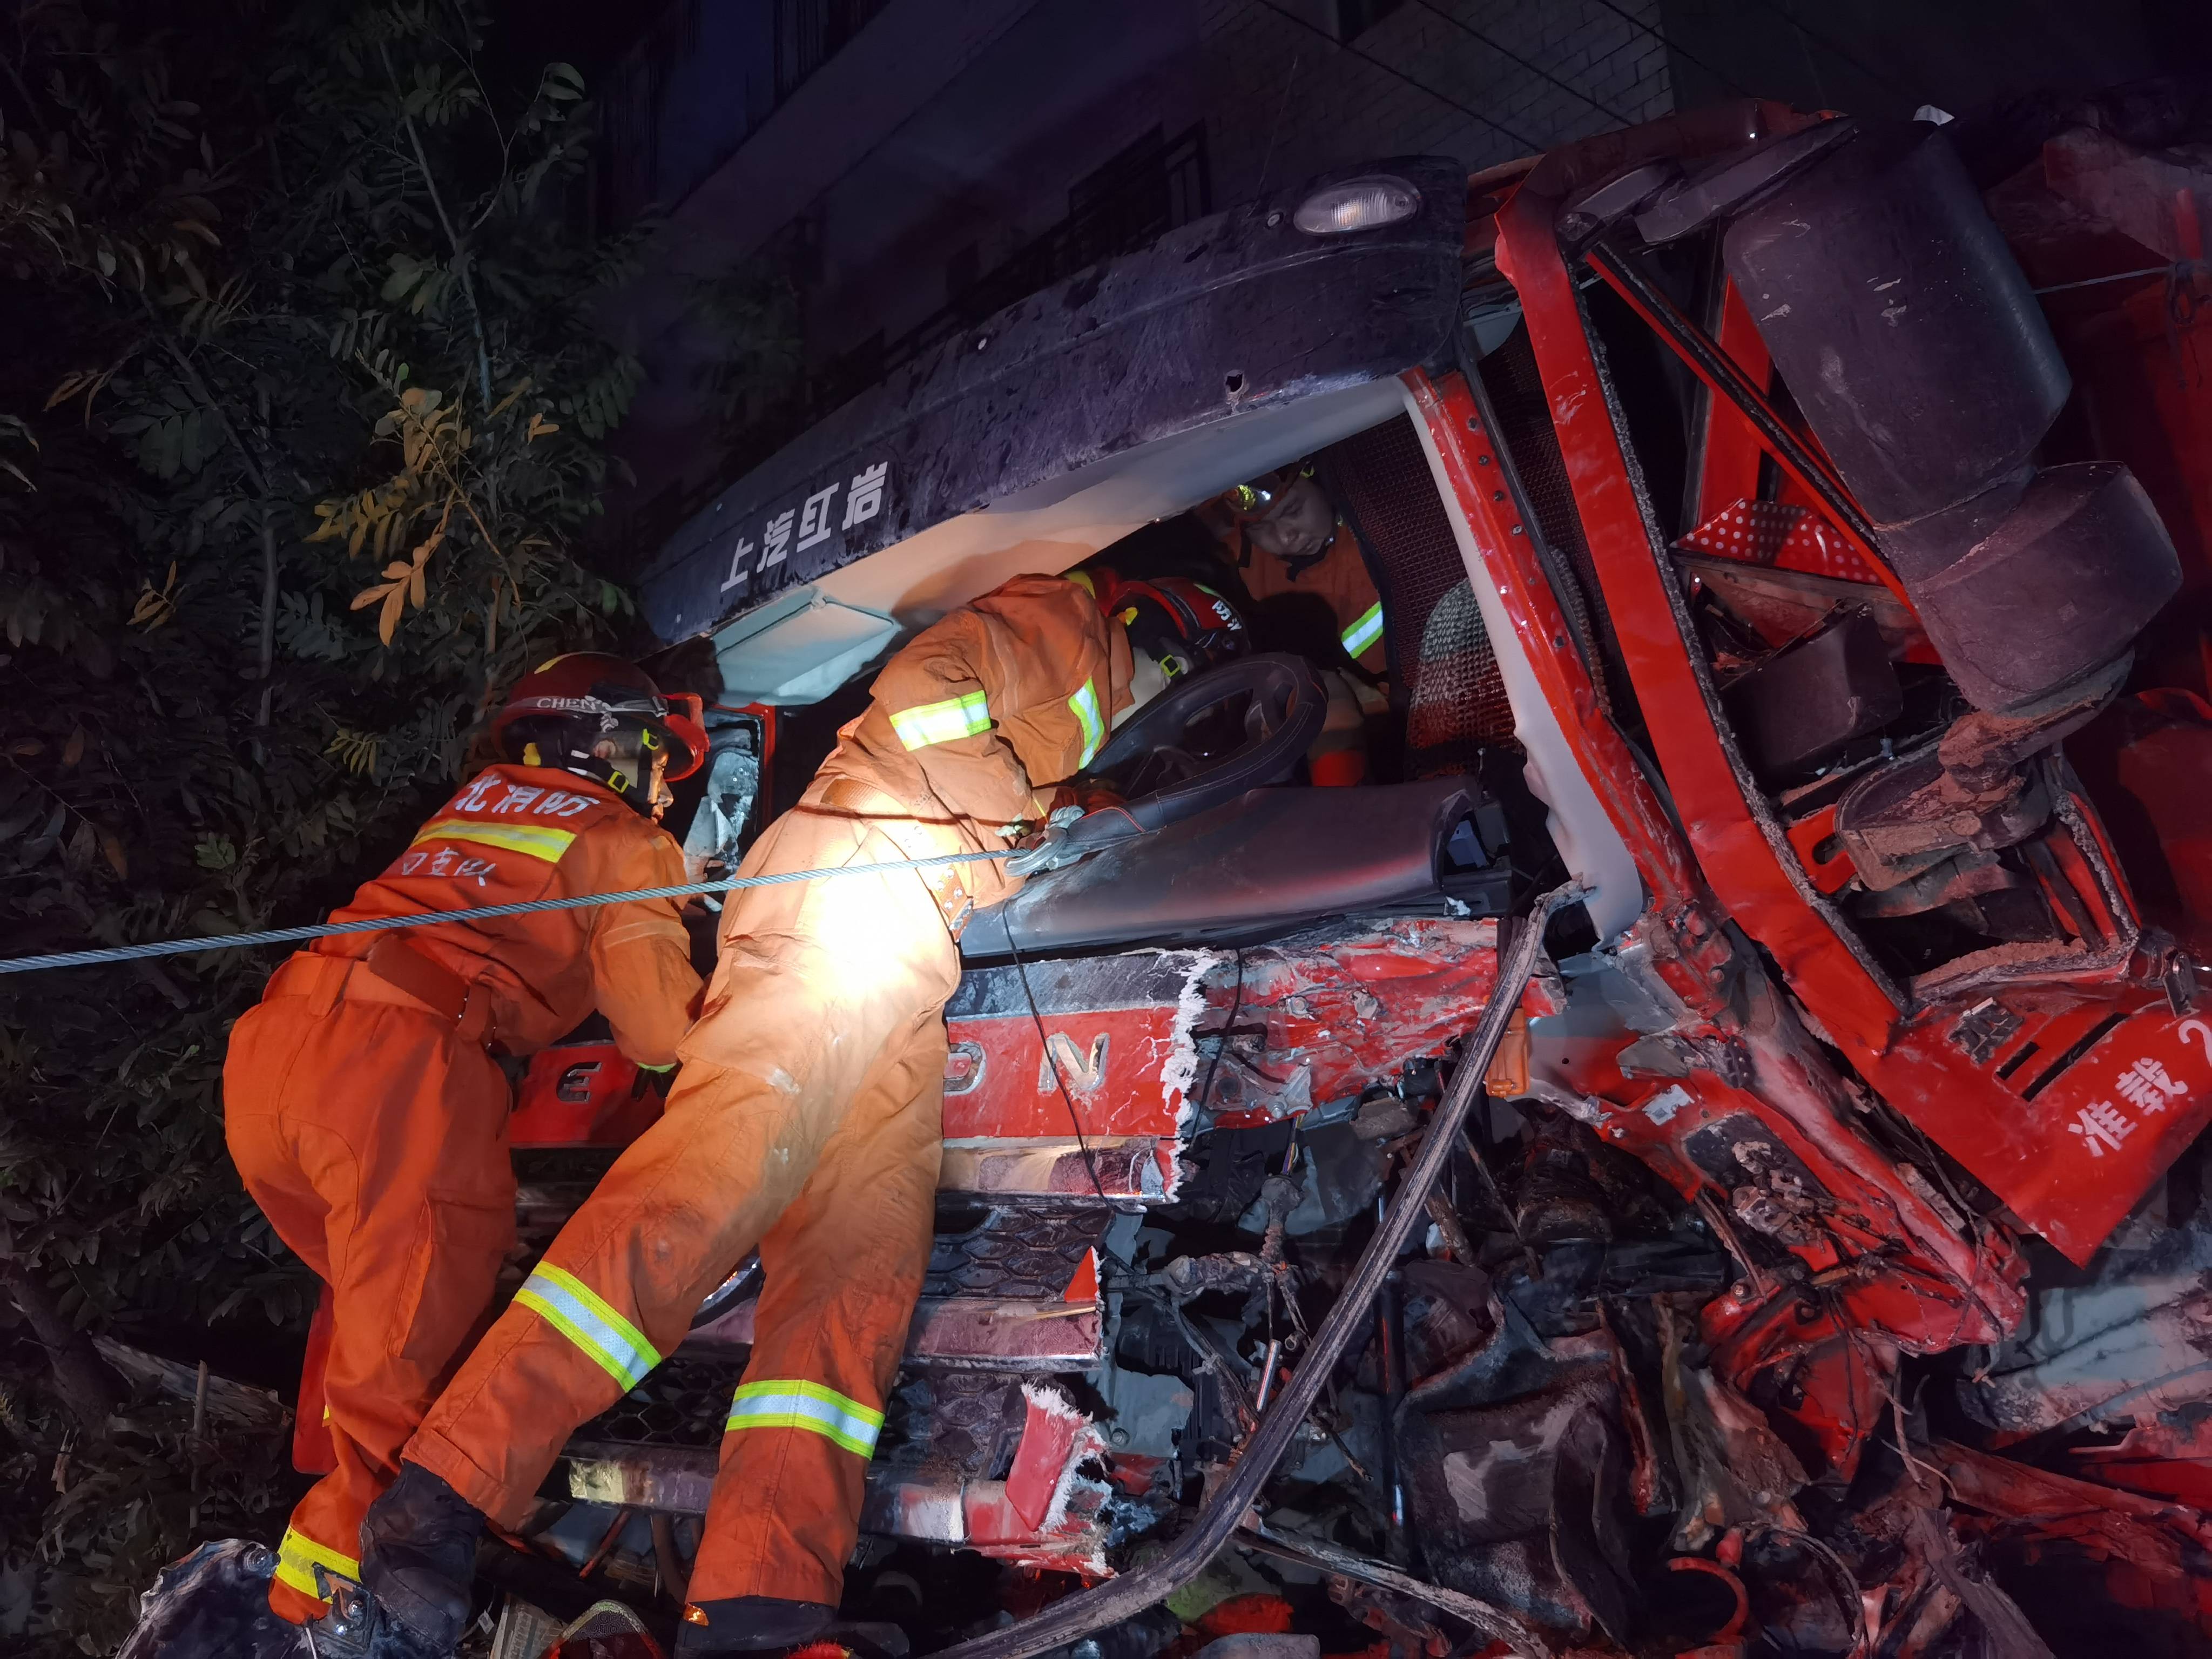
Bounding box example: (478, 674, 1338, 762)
(1292, 176, 1421, 234)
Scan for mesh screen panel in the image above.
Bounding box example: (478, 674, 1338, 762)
(577, 1354, 739, 1447)
(1317, 414, 1514, 774)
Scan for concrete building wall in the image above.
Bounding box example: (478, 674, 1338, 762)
(602, 0, 1682, 537)
(1196, 0, 1674, 205)
(594, 0, 2161, 552)
(801, 0, 1202, 362)
(1656, 0, 2157, 122)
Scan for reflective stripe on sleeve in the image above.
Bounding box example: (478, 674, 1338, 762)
(412, 819, 578, 863)
(1340, 601, 1384, 660)
(889, 690, 991, 751)
(275, 1527, 359, 1599)
(1068, 678, 1105, 768)
(725, 1379, 885, 1458)
(514, 1263, 662, 1390)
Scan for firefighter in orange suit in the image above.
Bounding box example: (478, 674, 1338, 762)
(355, 572, 1246, 1659)
(221, 655, 706, 1628)
(1208, 467, 1387, 784)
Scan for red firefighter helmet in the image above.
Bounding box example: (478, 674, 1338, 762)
(1088, 570, 1249, 682)
(492, 654, 707, 801)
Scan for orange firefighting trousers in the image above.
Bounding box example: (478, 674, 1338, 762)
(405, 779, 962, 1607)
(224, 967, 517, 1622)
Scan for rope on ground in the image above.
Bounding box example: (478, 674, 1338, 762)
(0, 848, 1021, 976)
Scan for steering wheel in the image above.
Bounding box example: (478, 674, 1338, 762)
(1048, 653, 1327, 861)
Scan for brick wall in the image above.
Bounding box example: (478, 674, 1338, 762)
(1197, 0, 1675, 204)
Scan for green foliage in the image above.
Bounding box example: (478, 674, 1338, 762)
(0, 1381, 299, 1650)
(0, 1, 662, 1647)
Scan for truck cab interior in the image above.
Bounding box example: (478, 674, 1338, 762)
(686, 420, 1561, 972)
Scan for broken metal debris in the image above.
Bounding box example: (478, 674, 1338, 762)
(211, 80, 2212, 1659)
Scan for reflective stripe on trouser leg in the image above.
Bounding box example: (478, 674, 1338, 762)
(687, 1014, 949, 1607)
(400, 803, 959, 1536)
(223, 996, 516, 1623)
(514, 1262, 663, 1389)
(726, 1380, 884, 1458)
(275, 1526, 359, 1601)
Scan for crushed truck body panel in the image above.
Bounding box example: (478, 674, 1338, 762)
(252, 91, 2212, 1659)
(635, 156, 1467, 659)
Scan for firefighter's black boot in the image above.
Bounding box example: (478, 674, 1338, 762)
(358, 1463, 485, 1658)
(675, 1596, 906, 1659)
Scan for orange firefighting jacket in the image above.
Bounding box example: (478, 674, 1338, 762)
(824, 573, 1133, 916)
(313, 764, 702, 1061)
(1231, 523, 1386, 673)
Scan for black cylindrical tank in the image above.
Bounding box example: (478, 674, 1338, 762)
(1896, 463, 2179, 714)
(1725, 122, 2069, 528)
(1723, 122, 2179, 713)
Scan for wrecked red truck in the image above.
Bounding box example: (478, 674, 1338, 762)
(250, 85, 2212, 1659)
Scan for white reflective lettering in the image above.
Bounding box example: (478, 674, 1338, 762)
(720, 534, 755, 594)
(844, 462, 888, 529)
(760, 510, 796, 571)
(2069, 1099, 2136, 1159)
(454, 774, 501, 812)
(796, 484, 840, 552)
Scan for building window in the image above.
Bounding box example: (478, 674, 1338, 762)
(1165, 126, 1211, 230)
(1066, 124, 1211, 270)
(801, 123, 1212, 413)
(599, 0, 893, 230)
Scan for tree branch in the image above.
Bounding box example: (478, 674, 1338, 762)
(257, 518, 278, 725)
(0, 42, 47, 145)
(2, 1258, 120, 1432)
(155, 331, 268, 496)
(153, 328, 282, 722)
(378, 41, 494, 409)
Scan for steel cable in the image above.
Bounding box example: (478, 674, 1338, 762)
(0, 848, 1020, 976)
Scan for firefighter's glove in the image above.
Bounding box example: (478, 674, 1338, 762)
(1006, 805, 1087, 878)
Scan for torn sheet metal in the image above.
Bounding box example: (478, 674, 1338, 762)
(1964, 1265, 2212, 1438)
(685, 1209, 1107, 1370)
(1885, 993, 2212, 1265)
(1196, 919, 1513, 1127)
(939, 1136, 1170, 1201)
(1941, 1440, 2212, 1641)
(942, 951, 1218, 1191)
(567, 1387, 1114, 1575)
(937, 923, 1521, 1186)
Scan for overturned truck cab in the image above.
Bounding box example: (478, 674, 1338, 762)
(315, 96, 2212, 1656)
